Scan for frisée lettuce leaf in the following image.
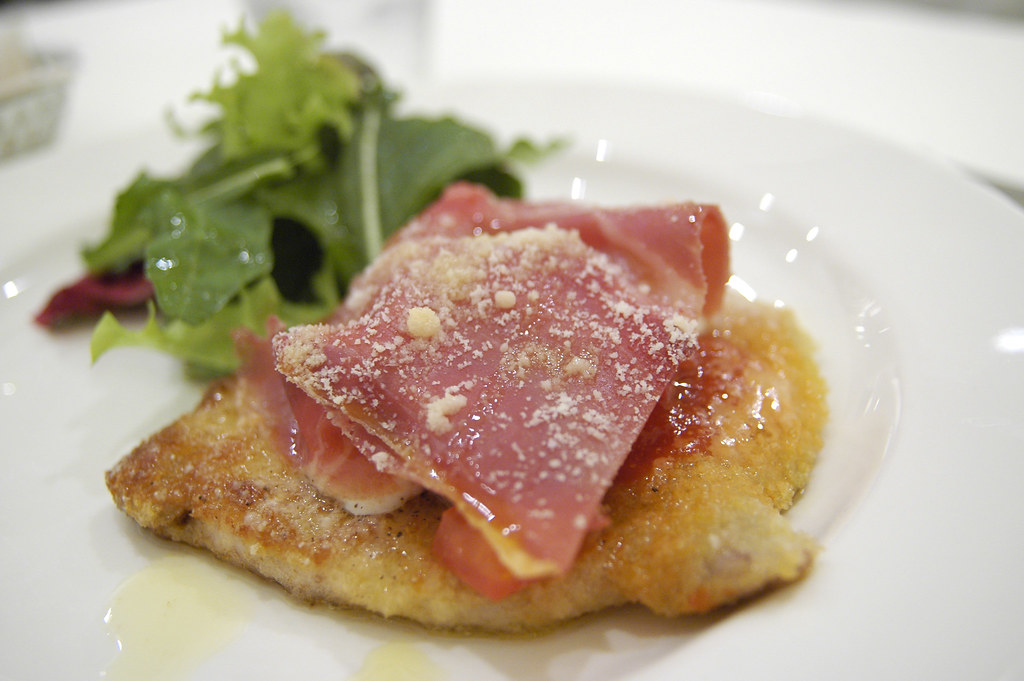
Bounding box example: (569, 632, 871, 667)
(59, 10, 555, 376)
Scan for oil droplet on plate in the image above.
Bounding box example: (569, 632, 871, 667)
(348, 641, 445, 681)
(101, 554, 252, 681)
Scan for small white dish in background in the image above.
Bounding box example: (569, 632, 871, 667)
(0, 25, 74, 159)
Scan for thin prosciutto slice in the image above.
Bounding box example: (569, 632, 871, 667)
(275, 225, 702, 584)
(235, 324, 420, 515)
(393, 182, 730, 316)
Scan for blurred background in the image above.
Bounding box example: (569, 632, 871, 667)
(1, 0, 1023, 201)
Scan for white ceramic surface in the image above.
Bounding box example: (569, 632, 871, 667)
(1, 82, 1022, 680)
(429, 0, 1024, 191)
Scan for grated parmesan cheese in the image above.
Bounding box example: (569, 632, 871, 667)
(494, 290, 517, 309)
(407, 306, 441, 338)
(563, 356, 596, 379)
(426, 390, 468, 433)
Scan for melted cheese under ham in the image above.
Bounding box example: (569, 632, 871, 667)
(275, 225, 699, 580)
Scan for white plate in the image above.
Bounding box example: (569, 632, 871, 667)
(2, 82, 1023, 680)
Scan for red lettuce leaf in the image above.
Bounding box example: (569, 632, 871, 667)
(35, 263, 153, 327)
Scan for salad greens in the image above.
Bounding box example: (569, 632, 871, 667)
(83, 11, 551, 376)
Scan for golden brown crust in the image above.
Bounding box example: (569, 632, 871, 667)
(105, 296, 827, 632)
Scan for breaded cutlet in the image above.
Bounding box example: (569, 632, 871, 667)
(105, 295, 827, 631)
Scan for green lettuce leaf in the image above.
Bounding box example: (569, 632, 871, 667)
(79, 10, 556, 376)
(144, 194, 274, 325)
(196, 11, 360, 160)
(336, 93, 531, 265)
(83, 174, 177, 272)
(90, 277, 333, 376)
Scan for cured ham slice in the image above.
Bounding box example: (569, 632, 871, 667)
(394, 182, 730, 316)
(235, 325, 420, 515)
(275, 225, 702, 584)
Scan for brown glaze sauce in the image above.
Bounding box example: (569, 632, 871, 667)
(615, 331, 747, 485)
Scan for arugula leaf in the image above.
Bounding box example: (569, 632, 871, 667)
(337, 99, 531, 265)
(83, 150, 302, 275)
(83, 174, 177, 272)
(504, 136, 569, 165)
(256, 172, 366, 286)
(144, 195, 274, 325)
(376, 116, 523, 249)
(181, 146, 306, 204)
